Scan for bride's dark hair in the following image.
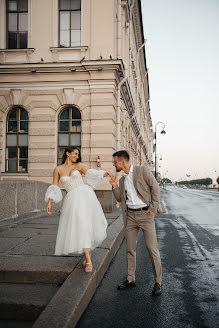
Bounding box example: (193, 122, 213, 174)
(61, 147, 81, 165)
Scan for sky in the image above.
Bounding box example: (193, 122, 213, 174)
(141, 0, 219, 182)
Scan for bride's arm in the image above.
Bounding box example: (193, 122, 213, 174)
(80, 164, 111, 178)
(45, 167, 62, 215)
(80, 164, 114, 187)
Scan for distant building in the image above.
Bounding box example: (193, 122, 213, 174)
(0, 0, 153, 210)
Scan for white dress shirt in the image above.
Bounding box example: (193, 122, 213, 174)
(124, 165, 147, 209)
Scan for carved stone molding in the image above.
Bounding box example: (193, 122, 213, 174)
(121, 80, 135, 117)
(0, 91, 12, 113)
(138, 135, 144, 146)
(62, 88, 88, 112)
(131, 116, 140, 138)
(0, 48, 35, 64)
(11, 89, 21, 105)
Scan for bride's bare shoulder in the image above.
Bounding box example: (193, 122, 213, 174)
(54, 165, 63, 174)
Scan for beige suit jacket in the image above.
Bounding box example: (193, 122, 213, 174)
(113, 165, 160, 226)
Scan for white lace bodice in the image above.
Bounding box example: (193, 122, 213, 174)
(45, 169, 105, 203)
(60, 170, 84, 192)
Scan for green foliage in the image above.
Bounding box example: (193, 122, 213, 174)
(176, 178, 213, 186)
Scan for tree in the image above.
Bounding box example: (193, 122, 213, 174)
(176, 178, 213, 189)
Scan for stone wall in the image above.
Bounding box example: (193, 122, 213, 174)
(0, 180, 63, 222)
(95, 190, 116, 213)
(0, 180, 116, 222)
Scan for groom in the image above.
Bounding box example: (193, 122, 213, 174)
(110, 150, 162, 296)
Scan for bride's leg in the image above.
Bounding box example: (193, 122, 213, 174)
(84, 248, 92, 272)
(82, 256, 86, 268)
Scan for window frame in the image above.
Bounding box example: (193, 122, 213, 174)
(57, 106, 81, 165)
(58, 0, 81, 48)
(6, 0, 28, 49)
(5, 106, 29, 173)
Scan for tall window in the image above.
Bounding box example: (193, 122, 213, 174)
(58, 107, 81, 164)
(6, 107, 28, 172)
(59, 0, 81, 47)
(7, 0, 28, 49)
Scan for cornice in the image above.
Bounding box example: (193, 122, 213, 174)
(0, 59, 125, 76)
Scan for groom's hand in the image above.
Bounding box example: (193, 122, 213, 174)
(145, 209, 156, 218)
(110, 175, 118, 188)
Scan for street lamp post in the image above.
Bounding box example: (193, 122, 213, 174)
(154, 122, 166, 180)
(157, 153, 162, 180)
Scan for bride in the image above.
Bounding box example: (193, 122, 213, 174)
(45, 147, 113, 273)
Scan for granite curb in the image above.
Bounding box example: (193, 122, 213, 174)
(32, 214, 125, 328)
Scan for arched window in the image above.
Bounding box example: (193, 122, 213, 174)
(58, 106, 81, 165)
(59, 0, 81, 47)
(6, 107, 28, 172)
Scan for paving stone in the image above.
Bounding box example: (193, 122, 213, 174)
(28, 216, 60, 225)
(0, 228, 40, 238)
(21, 224, 58, 229)
(8, 243, 56, 256)
(0, 238, 27, 254)
(0, 282, 59, 320)
(25, 234, 57, 244)
(104, 209, 121, 219)
(106, 218, 115, 226)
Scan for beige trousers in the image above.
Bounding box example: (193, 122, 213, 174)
(125, 209, 162, 284)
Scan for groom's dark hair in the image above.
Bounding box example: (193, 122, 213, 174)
(113, 150, 130, 161)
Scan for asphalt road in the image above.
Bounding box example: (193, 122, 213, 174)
(76, 187, 219, 328)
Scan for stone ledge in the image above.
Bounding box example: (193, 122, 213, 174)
(0, 255, 80, 284)
(0, 48, 35, 53)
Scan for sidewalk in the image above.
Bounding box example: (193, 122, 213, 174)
(0, 209, 124, 328)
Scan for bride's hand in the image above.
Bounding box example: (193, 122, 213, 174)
(46, 202, 52, 215)
(104, 171, 115, 178)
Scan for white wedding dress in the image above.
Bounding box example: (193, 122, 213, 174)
(45, 169, 108, 256)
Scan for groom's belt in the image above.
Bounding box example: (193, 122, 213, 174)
(127, 206, 149, 212)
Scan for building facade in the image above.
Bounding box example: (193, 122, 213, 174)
(0, 0, 153, 210)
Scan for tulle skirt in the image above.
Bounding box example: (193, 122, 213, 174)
(55, 184, 108, 255)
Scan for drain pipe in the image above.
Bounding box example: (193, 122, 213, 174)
(117, 0, 122, 59)
(129, 0, 135, 82)
(116, 0, 134, 151)
(116, 74, 126, 151)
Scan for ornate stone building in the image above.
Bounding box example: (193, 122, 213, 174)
(0, 0, 153, 210)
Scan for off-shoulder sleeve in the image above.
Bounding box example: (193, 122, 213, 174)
(45, 185, 63, 203)
(85, 169, 105, 188)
